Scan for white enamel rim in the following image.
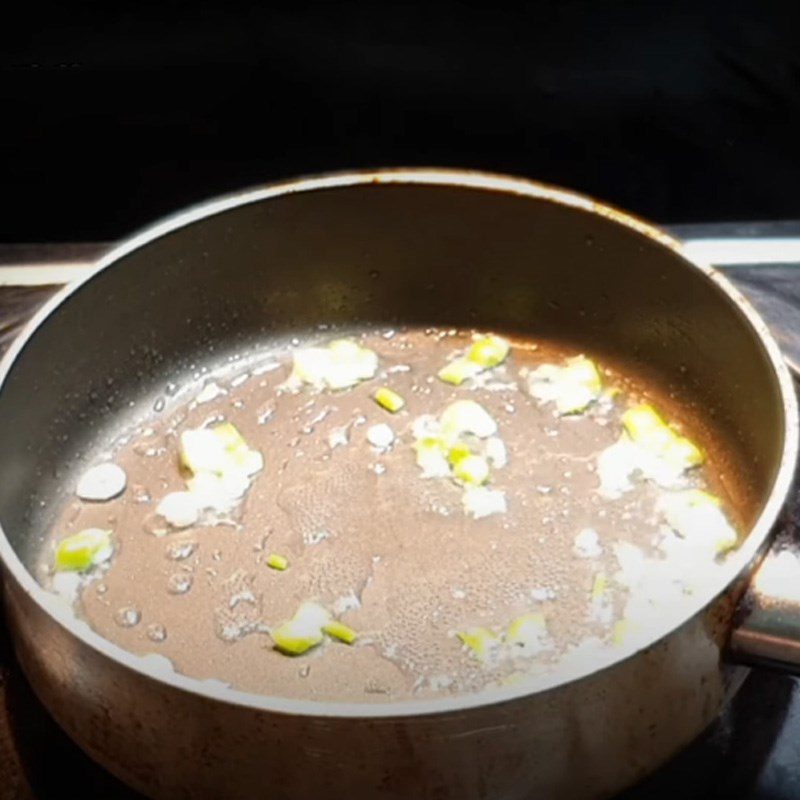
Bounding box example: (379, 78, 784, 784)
(0, 167, 797, 719)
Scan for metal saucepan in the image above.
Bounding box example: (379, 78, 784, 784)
(0, 170, 798, 800)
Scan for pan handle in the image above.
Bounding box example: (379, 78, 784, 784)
(728, 507, 800, 672)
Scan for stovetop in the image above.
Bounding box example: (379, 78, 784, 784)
(2, 227, 800, 799)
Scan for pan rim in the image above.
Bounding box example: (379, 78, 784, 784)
(0, 166, 796, 720)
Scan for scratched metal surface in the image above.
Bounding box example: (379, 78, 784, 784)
(0, 239, 799, 799)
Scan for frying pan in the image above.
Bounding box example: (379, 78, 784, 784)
(0, 169, 798, 800)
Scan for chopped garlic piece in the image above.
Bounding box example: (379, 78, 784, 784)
(467, 335, 510, 368)
(658, 489, 737, 555)
(288, 339, 378, 391)
(323, 619, 358, 644)
(178, 422, 262, 512)
(187, 470, 250, 511)
(271, 602, 331, 656)
(366, 423, 395, 449)
(622, 404, 671, 447)
(526, 355, 602, 415)
(506, 612, 549, 655)
(440, 400, 497, 441)
(596, 436, 640, 498)
(438, 334, 510, 385)
(211, 421, 244, 450)
(180, 429, 229, 475)
(598, 436, 688, 497)
(622, 404, 703, 472)
(54, 528, 113, 572)
(413, 437, 451, 478)
(232, 448, 265, 477)
(485, 437, 507, 468)
(291, 348, 332, 387)
(156, 491, 200, 528)
(453, 454, 490, 485)
(438, 357, 482, 386)
(266, 553, 289, 571)
(456, 627, 500, 663)
(211, 423, 263, 475)
(462, 486, 507, 519)
(573, 528, 602, 558)
(374, 387, 405, 412)
(597, 404, 704, 498)
(76, 463, 127, 502)
(328, 338, 368, 363)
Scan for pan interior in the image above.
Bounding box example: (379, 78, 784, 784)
(0, 180, 786, 657)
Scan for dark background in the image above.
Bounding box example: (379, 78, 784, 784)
(2, 0, 800, 241)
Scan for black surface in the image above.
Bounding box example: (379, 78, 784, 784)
(3, 1, 800, 240)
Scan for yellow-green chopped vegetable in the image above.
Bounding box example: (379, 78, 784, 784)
(590, 572, 607, 600)
(323, 620, 358, 645)
(180, 422, 263, 478)
(527, 355, 603, 415)
(663, 437, 704, 471)
(453, 454, 490, 485)
(447, 442, 472, 466)
(214, 422, 264, 474)
(271, 624, 324, 656)
(271, 602, 330, 656)
(438, 334, 510, 384)
(54, 528, 112, 572)
(328, 338, 363, 360)
(270, 602, 359, 655)
(467, 335, 510, 368)
(622, 404, 703, 469)
(374, 387, 405, 412)
(622, 404, 671, 447)
(437, 357, 481, 386)
(564, 355, 602, 393)
(289, 339, 379, 390)
(456, 627, 500, 662)
(266, 553, 289, 571)
(412, 400, 506, 516)
(212, 421, 246, 451)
